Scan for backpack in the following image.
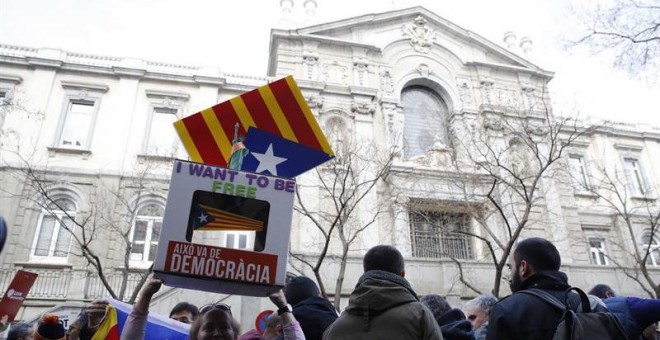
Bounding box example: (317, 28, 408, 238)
(520, 287, 628, 340)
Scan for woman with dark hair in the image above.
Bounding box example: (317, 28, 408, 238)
(189, 303, 240, 340)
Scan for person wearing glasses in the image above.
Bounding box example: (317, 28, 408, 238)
(189, 302, 241, 340)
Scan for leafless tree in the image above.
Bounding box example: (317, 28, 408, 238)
(573, 0, 660, 75)
(1, 149, 171, 303)
(441, 93, 592, 297)
(576, 157, 660, 298)
(290, 136, 398, 310)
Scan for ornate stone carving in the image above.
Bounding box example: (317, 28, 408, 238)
(353, 59, 369, 86)
(77, 89, 90, 100)
(521, 84, 536, 110)
(480, 77, 495, 105)
(322, 61, 349, 85)
(526, 124, 548, 136)
(305, 95, 324, 109)
(351, 101, 376, 115)
(403, 16, 436, 53)
(416, 63, 434, 77)
(303, 52, 319, 81)
(379, 68, 394, 97)
(483, 117, 503, 130)
(456, 78, 473, 106)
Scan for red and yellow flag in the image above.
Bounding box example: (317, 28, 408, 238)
(91, 305, 119, 340)
(174, 76, 333, 167)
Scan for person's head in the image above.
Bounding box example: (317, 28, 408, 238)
(7, 322, 35, 340)
(34, 314, 65, 340)
(464, 294, 498, 330)
(420, 294, 451, 321)
(284, 276, 321, 306)
(588, 284, 616, 299)
(508, 237, 561, 292)
(261, 313, 283, 340)
(363, 245, 405, 276)
(170, 302, 199, 324)
(189, 307, 240, 340)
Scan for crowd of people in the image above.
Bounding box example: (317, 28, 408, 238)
(3, 238, 660, 340)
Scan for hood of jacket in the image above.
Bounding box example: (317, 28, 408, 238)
(518, 270, 571, 292)
(344, 270, 418, 317)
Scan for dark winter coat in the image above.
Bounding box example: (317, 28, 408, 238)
(292, 296, 338, 340)
(486, 270, 608, 340)
(604, 296, 660, 340)
(322, 270, 443, 340)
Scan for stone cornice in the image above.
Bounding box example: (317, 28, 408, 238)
(0, 43, 259, 87)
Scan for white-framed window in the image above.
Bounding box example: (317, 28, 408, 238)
(55, 81, 107, 150)
(410, 211, 473, 259)
(144, 106, 180, 156)
(569, 154, 590, 190)
(623, 158, 646, 196)
(129, 203, 164, 265)
(224, 231, 251, 250)
(31, 197, 76, 262)
(58, 100, 96, 148)
(588, 238, 608, 265)
(401, 86, 449, 159)
(641, 231, 660, 267)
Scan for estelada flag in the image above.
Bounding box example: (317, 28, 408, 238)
(174, 75, 334, 168)
(91, 305, 119, 340)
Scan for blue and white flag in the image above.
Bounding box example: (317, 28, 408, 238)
(109, 298, 189, 340)
(241, 127, 333, 178)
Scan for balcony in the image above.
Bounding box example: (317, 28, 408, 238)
(0, 266, 147, 302)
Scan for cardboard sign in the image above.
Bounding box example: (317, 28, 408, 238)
(0, 270, 38, 321)
(154, 160, 295, 296)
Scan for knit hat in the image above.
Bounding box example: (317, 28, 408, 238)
(420, 294, 451, 321)
(285, 276, 320, 306)
(35, 314, 65, 340)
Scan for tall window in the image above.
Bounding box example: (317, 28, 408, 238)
(145, 107, 179, 156)
(0, 90, 6, 106)
(325, 117, 349, 159)
(641, 231, 660, 267)
(401, 86, 448, 158)
(569, 154, 590, 190)
(31, 198, 76, 261)
(410, 211, 472, 259)
(624, 158, 646, 195)
(58, 100, 96, 148)
(588, 238, 608, 265)
(130, 203, 164, 264)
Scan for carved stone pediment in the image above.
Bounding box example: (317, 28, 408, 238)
(402, 16, 436, 53)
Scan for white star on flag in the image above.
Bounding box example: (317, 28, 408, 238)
(252, 143, 287, 176)
(197, 212, 209, 223)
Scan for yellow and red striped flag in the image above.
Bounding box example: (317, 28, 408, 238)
(91, 305, 119, 340)
(174, 76, 333, 168)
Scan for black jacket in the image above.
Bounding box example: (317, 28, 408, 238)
(486, 270, 607, 340)
(292, 296, 339, 340)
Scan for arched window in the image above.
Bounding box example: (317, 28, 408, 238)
(31, 197, 76, 260)
(641, 231, 660, 267)
(130, 203, 164, 264)
(401, 86, 448, 158)
(325, 117, 349, 158)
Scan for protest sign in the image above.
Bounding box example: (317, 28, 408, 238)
(0, 270, 38, 321)
(153, 160, 295, 296)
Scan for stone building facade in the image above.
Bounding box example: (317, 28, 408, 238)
(0, 6, 658, 328)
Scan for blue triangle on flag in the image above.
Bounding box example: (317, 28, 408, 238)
(241, 127, 333, 178)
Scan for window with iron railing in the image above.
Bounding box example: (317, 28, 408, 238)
(410, 211, 473, 260)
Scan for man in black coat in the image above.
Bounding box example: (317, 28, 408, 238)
(486, 237, 608, 340)
(285, 276, 338, 340)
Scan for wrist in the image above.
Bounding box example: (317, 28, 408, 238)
(277, 304, 292, 315)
